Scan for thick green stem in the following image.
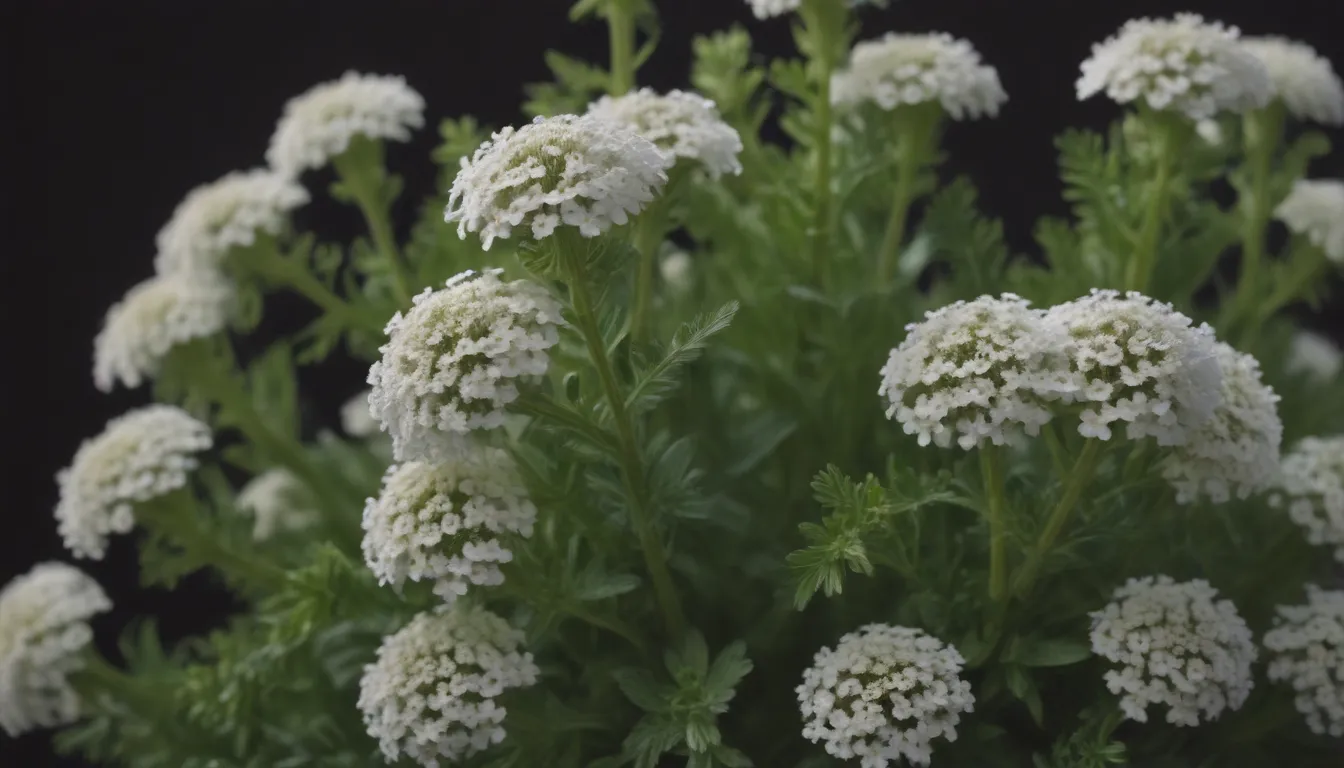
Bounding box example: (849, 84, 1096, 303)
(607, 0, 636, 95)
(1228, 107, 1283, 328)
(138, 490, 287, 591)
(1125, 130, 1175, 293)
(332, 141, 414, 306)
(979, 445, 1009, 603)
(876, 138, 918, 283)
(630, 215, 664, 346)
(235, 243, 386, 335)
(559, 235, 687, 639)
(802, 2, 839, 282)
(1012, 439, 1103, 598)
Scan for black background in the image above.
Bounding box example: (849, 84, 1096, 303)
(5, 1, 1344, 765)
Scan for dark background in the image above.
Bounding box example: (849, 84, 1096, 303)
(5, 1, 1344, 765)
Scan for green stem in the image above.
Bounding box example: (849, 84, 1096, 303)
(138, 490, 287, 591)
(1125, 121, 1176, 293)
(803, 1, 839, 283)
(979, 445, 1009, 603)
(630, 215, 663, 346)
(1012, 439, 1103, 598)
(876, 149, 916, 284)
(1042, 422, 1069, 483)
(875, 106, 938, 283)
(69, 650, 161, 716)
(558, 234, 687, 639)
(607, 0, 636, 95)
(1228, 107, 1283, 330)
(332, 141, 414, 307)
(1251, 245, 1328, 329)
(570, 605, 648, 653)
(235, 243, 386, 335)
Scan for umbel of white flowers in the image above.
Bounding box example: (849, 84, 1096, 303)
(357, 606, 539, 766)
(1090, 576, 1257, 726)
(1264, 585, 1344, 737)
(236, 468, 319, 542)
(586, 88, 744, 179)
(1272, 436, 1344, 562)
(1275, 179, 1344, 264)
(797, 624, 974, 767)
(831, 32, 1008, 120)
(1287, 330, 1344, 383)
(1242, 37, 1344, 126)
(367, 269, 565, 462)
(362, 446, 537, 604)
(54, 406, 213, 560)
(0, 562, 111, 737)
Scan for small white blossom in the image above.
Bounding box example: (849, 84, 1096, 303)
(1242, 37, 1344, 126)
(362, 449, 536, 604)
(878, 294, 1074, 450)
(660, 247, 694, 293)
(586, 89, 743, 178)
(267, 71, 425, 177)
(1286, 330, 1343, 383)
(1275, 179, 1344, 263)
(1272, 436, 1344, 562)
(92, 273, 234, 392)
(1264, 586, 1344, 736)
(1077, 14, 1272, 120)
(832, 33, 1008, 120)
(55, 406, 213, 559)
(1090, 576, 1256, 727)
(1046, 290, 1223, 446)
(1195, 119, 1223, 145)
(0, 563, 111, 737)
(1162, 342, 1282, 504)
(341, 389, 382, 438)
(746, 0, 887, 19)
(153, 169, 310, 276)
(358, 607, 539, 767)
(368, 269, 564, 462)
(236, 468, 318, 541)
(444, 114, 671, 250)
(797, 624, 974, 767)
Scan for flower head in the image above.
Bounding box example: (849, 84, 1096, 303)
(1264, 586, 1344, 737)
(153, 169, 309, 276)
(368, 269, 564, 462)
(236, 468, 318, 541)
(1272, 436, 1344, 561)
(586, 89, 742, 178)
(1275, 179, 1344, 263)
(362, 449, 536, 604)
(746, 0, 887, 19)
(1046, 290, 1222, 445)
(1286, 330, 1343, 383)
(1162, 342, 1282, 504)
(1077, 14, 1272, 120)
(879, 294, 1074, 450)
(0, 563, 111, 737)
(93, 273, 234, 392)
(1242, 37, 1344, 125)
(444, 114, 671, 249)
(1090, 576, 1256, 726)
(832, 33, 1008, 120)
(267, 71, 425, 177)
(55, 406, 212, 559)
(341, 389, 381, 438)
(797, 624, 974, 767)
(358, 607, 539, 766)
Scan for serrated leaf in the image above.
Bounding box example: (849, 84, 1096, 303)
(573, 572, 641, 601)
(612, 668, 672, 712)
(625, 301, 738, 414)
(704, 641, 752, 701)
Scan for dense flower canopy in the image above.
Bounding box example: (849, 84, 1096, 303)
(1264, 586, 1344, 736)
(832, 32, 1007, 119)
(1275, 179, 1344, 263)
(587, 89, 743, 178)
(1242, 37, 1344, 125)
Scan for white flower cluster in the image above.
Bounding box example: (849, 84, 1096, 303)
(1090, 576, 1256, 726)
(1287, 330, 1343, 383)
(1275, 179, 1344, 264)
(368, 269, 564, 462)
(341, 389, 382, 438)
(444, 114, 671, 250)
(831, 33, 1008, 120)
(236, 468, 318, 541)
(745, 0, 887, 19)
(357, 607, 539, 766)
(1162, 342, 1282, 504)
(362, 449, 536, 603)
(1273, 436, 1344, 562)
(55, 406, 213, 559)
(266, 71, 425, 177)
(587, 89, 743, 178)
(1077, 14, 1272, 120)
(1048, 290, 1222, 445)
(0, 562, 111, 736)
(1242, 37, 1344, 126)
(1264, 585, 1344, 736)
(153, 169, 310, 276)
(798, 624, 973, 767)
(92, 273, 235, 393)
(878, 294, 1073, 449)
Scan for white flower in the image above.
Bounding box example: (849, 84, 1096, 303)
(341, 389, 382, 438)
(1077, 14, 1272, 120)
(0, 563, 111, 737)
(1162, 342, 1282, 504)
(444, 114, 671, 250)
(832, 33, 1008, 120)
(1090, 576, 1256, 727)
(153, 169, 310, 276)
(586, 89, 743, 178)
(1195, 118, 1223, 145)
(878, 294, 1074, 450)
(362, 449, 536, 604)
(1286, 330, 1343, 383)
(266, 71, 425, 177)
(1242, 37, 1344, 125)
(660, 247, 693, 293)
(1272, 436, 1344, 562)
(236, 468, 318, 541)
(1275, 179, 1344, 263)
(357, 607, 539, 766)
(1046, 290, 1222, 446)
(55, 406, 213, 559)
(368, 269, 564, 462)
(797, 624, 974, 767)
(92, 273, 234, 392)
(745, 0, 887, 19)
(1264, 586, 1344, 737)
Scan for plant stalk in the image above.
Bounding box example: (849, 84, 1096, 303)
(138, 490, 288, 591)
(802, 0, 839, 283)
(607, 0, 636, 95)
(332, 142, 414, 306)
(235, 243, 386, 335)
(979, 445, 1010, 603)
(1227, 105, 1285, 333)
(1125, 121, 1176, 292)
(1012, 439, 1103, 598)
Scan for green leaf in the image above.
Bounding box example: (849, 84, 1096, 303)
(573, 571, 641, 601)
(667, 630, 711, 678)
(623, 715, 684, 768)
(612, 668, 672, 712)
(704, 642, 753, 702)
(1008, 638, 1095, 668)
(626, 301, 738, 414)
(684, 716, 720, 753)
(1005, 665, 1045, 726)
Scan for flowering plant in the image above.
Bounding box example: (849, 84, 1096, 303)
(7, 2, 1344, 767)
